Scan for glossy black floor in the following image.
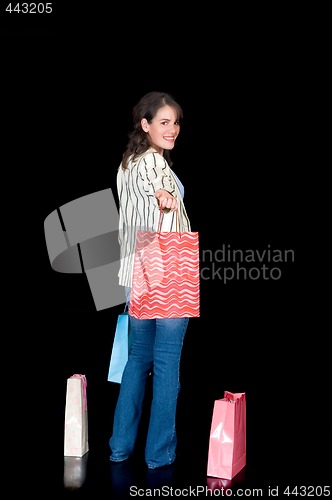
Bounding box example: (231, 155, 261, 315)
(55, 366, 330, 500)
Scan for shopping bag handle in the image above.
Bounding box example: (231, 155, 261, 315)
(224, 391, 245, 403)
(157, 206, 180, 232)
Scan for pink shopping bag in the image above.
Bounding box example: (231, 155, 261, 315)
(129, 209, 200, 319)
(207, 391, 246, 479)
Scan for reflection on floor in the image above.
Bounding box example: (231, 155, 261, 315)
(63, 449, 247, 499)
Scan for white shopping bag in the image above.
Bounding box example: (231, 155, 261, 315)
(64, 374, 89, 457)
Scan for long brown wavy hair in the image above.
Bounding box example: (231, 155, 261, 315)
(121, 91, 183, 171)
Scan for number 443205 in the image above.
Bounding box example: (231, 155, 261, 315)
(5, 3, 53, 14)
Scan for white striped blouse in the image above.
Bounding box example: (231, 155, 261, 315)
(116, 148, 191, 287)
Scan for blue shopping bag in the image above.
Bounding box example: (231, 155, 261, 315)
(107, 311, 132, 383)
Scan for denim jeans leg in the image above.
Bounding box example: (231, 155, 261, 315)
(109, 316, 155, 462)
(145, 317, 189, 469)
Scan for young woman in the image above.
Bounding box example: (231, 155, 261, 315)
(109, 91, 192, 469)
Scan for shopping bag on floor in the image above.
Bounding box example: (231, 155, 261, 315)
(107, 311, 132, 383)
(129, 209, 200, 319)
(207, 391, 246, 479)
(64, 374, 89, 457)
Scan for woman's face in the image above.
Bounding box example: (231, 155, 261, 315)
(141, 105, 180, 154)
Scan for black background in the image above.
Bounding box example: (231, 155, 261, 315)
(2, 3, 328, 497)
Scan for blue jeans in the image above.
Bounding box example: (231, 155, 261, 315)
(109, 312, 189, 469)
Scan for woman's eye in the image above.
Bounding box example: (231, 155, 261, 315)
(161, 121, 180, 126)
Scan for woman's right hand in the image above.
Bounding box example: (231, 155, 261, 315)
(154, 189, 178, 211)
